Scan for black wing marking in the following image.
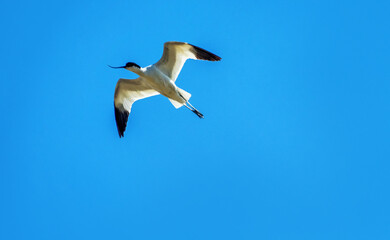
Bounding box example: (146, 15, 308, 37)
(155, 41, 221, 81)
(113, 78, 159, 138)
(114, 104, 129, 138)
(189, 44, 222, 61)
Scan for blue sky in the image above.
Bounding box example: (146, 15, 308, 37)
(1, 0, 389, 239)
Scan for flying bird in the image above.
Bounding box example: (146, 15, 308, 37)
(109, 41, 221, 138)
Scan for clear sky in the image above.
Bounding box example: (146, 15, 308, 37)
(1, 0, 389, 239)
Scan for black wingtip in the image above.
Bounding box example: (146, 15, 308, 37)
(190, 44, 221, 61)
(114, 105, 129, 138)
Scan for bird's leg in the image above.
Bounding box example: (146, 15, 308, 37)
(186, 101, 204, 119)
(192, 108, 204, 119)
(186, 101, 197, 111)
(184, 103, 204, 119)
(184, 104, 194, 111)
(178, 92, 204, 119)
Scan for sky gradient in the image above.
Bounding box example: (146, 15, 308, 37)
(1, 0, 390, 239)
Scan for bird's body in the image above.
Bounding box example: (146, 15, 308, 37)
(139, 65, 183, 103)
(111, 41, 221, 137)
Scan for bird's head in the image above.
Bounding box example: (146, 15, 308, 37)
(124, 62, 141, 70)
(108, 62, 141, 72)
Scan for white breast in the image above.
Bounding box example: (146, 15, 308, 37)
(143, 65, 178, 98)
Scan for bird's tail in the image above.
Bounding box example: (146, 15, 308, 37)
(167, 88, 203, 118)
(168, 88, 191, 109)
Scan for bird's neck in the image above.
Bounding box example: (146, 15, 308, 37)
(129, 67, 146, 77)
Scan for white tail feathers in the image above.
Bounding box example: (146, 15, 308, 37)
(178, 88, 191, 101)
(168, 88, 192, 109)
(168, 98, 183, 108)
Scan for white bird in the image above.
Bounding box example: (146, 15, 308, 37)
(109, 41, 221, 138)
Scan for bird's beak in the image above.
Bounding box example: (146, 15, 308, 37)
(108, 65, 125, 69)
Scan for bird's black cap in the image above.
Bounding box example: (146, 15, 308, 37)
(125, 62, 140, 68)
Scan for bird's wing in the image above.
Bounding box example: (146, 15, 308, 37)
(155, 41, 221, 82)
(114, 78, 159, 137)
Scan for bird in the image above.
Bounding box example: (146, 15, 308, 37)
(109, 41, 221, 138)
